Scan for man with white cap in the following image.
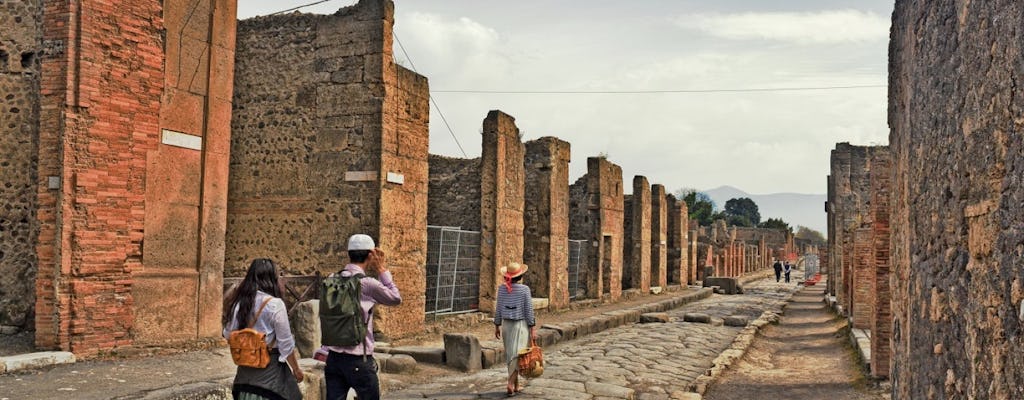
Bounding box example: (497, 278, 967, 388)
(323, 234, 401, 400)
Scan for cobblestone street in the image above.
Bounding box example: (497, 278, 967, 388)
(387, 278, 800, 399)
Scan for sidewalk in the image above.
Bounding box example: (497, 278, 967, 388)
(703, 280, 886, 400)
(0, 282, 721, 399)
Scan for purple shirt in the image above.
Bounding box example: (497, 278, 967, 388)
(326, 264, 401, 356)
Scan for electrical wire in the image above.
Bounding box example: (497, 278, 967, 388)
(431, 84, 886, 94)
(268, 0, 345, 16)
(394, 32, 469, 158)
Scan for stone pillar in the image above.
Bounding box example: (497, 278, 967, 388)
(689, 231, 698, 284)
(479, 111, 525, 313)
(523, 137, 571, 310)
(650, 184, 668, 289)
(666, 196, 688, 286)
(870, 149, 891, 378)
(35, 0, 238, 354)
(623, 176, 650, 292)
(228, 0, 428, 338)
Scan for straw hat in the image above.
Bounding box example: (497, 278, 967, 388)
(500, 262, 529, 279)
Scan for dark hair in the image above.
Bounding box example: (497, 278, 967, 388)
(511, 274, 524, 284)
(223, 258, 282, 328)
(348, 250, 371, 263)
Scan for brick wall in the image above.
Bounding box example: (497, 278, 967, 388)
(228, 0, 427, 337)
(870, 149, 891, 378)
(851, 227, 873, 329)
(623, 176, 650, 292)
(889, 1, 1024, 397)
(427, 155, 481, 230)
(523, 137, 571, 309)
(34, 0, 236, 354)
(0, 0, 42, 332)
(650, 184, 668, 288)
(478, 110, 525, 313)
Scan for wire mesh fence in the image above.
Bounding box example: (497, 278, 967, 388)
(568, 239, 587, 300)
(425, 225, 481, 315)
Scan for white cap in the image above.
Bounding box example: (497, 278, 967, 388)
(347, 234, 375, 251)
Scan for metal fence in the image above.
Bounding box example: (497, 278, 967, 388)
(802, 254, 820, 280)
(425, 225, 482, 315)
(568, 239, 587, 300)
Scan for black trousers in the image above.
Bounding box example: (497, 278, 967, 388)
(326, 352, 379, 400)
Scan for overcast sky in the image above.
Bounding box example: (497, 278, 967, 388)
(239, 1, 893, 196)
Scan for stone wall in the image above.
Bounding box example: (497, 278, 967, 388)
(650, 184, 667, 288)
(623, 177, 650, 292)
(889, 1, 1024, 397)
(523, 137, 570, 309)
(666, 195, 689, 286)
(478, 110, 525, 313)
(827, 143, 876, 318)
(568, 157, 623, 300)
(34, 0, 237, 354)
(228, 0, 428, 337)
(0, 0, 42, 332)
(427, 155, 481, 230)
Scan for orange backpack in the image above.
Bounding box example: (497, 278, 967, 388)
(228, 297, 274, 368)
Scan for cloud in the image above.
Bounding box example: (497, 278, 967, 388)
(676, 10, 890, 44)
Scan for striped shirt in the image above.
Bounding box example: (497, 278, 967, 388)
(493, 283, 535, 327)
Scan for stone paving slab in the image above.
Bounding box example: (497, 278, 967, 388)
(386, 278, 800, 399)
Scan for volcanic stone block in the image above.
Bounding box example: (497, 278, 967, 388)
(443, 333, 482, 372)
(380, 354, 417, 374)
(703, 277, 740, 295)
(683, 313, 711, 323)
(289, 300, 321, 358)
(386, 346, 446, 365)
(723, 315, 749, 327)
(640, 313, 670, 323)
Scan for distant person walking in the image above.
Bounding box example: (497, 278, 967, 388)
(222, 258, 303, 400)
(784, 261, 793, 283)
(773, 260, 783, 282)
(494, 262, 537, 396)
(323, 234, 402, 400)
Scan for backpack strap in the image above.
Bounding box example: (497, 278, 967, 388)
(248, 297, 274, 329)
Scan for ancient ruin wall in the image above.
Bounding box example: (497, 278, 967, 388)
(870, 150, 892, 378)
(568, 158, 623, 300)
(523, 137, 571, 309)
(889, 2, 1024, 398)
(478, 110, 525, 313)
(666, 195, 688, 285)
(623, 177, 650, 292)
(428, 155, 481, 230)
(650, 184, 668, 288)
(35, 0, 236, 353)
(229, 0, 427, 337)
(0, 0, 42, 331)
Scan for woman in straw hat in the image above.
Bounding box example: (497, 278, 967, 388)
(493, 262, 537, 396)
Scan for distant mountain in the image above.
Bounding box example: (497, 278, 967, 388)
(703, 185, 826, 235)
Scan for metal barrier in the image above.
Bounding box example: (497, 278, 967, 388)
(425, 225, 482, 315)
(568, 239, 587, 300)
(802, 254, 820, 280)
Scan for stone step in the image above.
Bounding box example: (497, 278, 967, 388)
(0, 351, 76, 373)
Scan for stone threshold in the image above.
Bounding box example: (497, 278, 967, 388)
(0, 351, 76, 374)
(850, 327, 872, 371)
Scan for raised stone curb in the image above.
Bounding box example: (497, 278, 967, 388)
(0, 351, 76, 373)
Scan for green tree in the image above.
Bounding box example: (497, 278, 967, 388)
(795, 225, 826, 245)
(723, 197, 761, 226)
(674, 188, 716, 226)
(758, 217, 791, 233)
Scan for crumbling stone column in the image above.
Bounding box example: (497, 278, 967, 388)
(478, 111, 525, 313)
(35, 0, 238, 354)
(623, 176, 651, 292)
(666, 195, 688, 286)
(228, 0, 427, 337)
(523, 137, 571, 310)
(568, 157, 623, 300)
(870, 150, 891, 378)
(650, 184, 668, 288)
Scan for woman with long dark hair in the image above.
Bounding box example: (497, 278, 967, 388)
(223, 258, 304, 400)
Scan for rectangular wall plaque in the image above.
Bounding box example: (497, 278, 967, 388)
(161, 129, 202, 150)
(345, 171, 378, 182)
(386, 172, 405, 185)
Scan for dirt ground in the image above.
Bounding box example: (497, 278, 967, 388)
(704, 283, 887, 400)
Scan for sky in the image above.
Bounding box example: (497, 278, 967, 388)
(239, 1, 894, 197)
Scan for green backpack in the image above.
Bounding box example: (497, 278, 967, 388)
(319, 272, 368, 347)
